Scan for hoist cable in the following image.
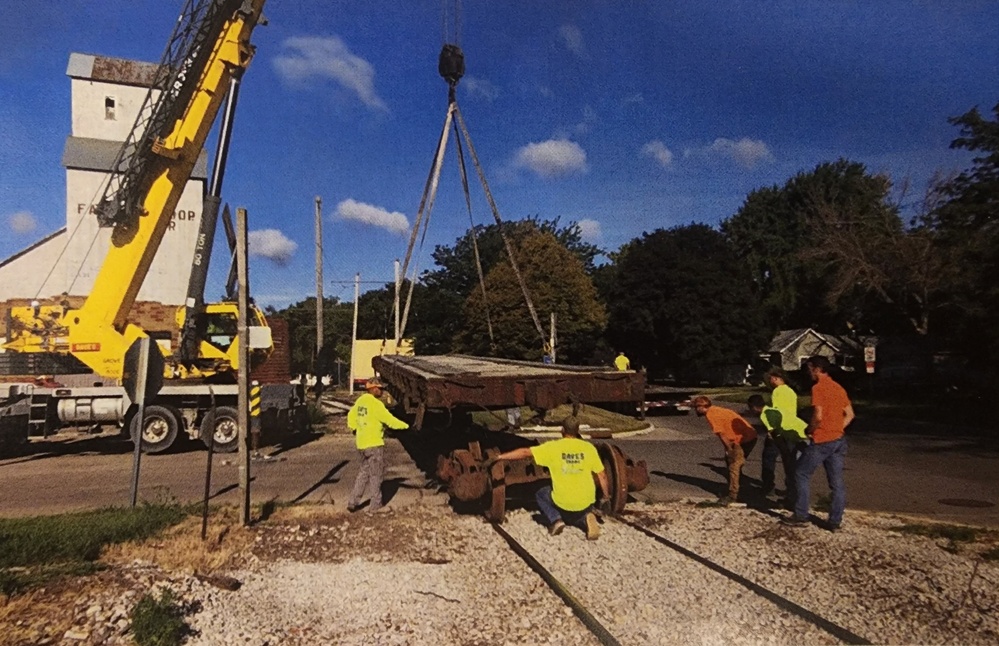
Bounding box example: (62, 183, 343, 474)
(453, 104, 547, 348)
(452, 116, 496, 352)
(397, 103, 455, 343)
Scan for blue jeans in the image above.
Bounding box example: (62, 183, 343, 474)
(535, 485, 591, 529)
(794, 437, 847, 524)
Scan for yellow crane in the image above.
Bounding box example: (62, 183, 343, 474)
(4, 0, 270, 382)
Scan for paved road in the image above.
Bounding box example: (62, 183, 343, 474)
(625, 410, 999, 527)
(2, 411, 998, 528)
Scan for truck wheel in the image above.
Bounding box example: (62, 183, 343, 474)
(130, 405, 179, 454)
(200, 406, 239, 453)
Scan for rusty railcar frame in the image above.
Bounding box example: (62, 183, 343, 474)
(372, 354, 646, 429)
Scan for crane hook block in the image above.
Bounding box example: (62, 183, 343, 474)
(438, 43, 465, 86)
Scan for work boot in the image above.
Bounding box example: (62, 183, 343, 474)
(548, 520, 566, 536)
(585, 512, 600, 540)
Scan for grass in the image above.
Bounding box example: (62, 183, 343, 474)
(0, 504, 189, 596)
(895, 523, 979, 543)
(894, 522, 990, 555)
(471, 403, 648, 434)
(130, 589, 189, 646)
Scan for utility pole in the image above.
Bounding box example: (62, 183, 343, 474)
(236, 207, 251, 526)
(394, 259, 401, 345)
(349, 273, 360, 394)
(314, 196, 323, 367)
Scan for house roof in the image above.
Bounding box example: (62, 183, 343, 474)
(767, 328, 863, 354)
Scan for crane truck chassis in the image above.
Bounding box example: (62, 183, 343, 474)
(0, 379, 304, 456)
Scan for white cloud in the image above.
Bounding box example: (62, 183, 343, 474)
(641, 140, 674, 168)
(513, 139, 588, 178)
(335, 198, 409, 235)
(577, 218, 602, 242)
(685, 137, 775, 169)
(558, 24, 586, 58)
(7, 210, 36, 234)
(249, 229, 297, 265)
(622, 93, 644, 106)
(463, 76, 499, 102)
(273, 35, 388, 112)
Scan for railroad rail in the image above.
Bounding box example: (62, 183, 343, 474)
(493, 513, 872, 646)
(372, 354, 645, 429)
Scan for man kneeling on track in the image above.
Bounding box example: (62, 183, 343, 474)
(493, 417, 611, 540)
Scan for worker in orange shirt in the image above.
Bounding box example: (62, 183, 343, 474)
(694, 395, 758, 505)
(782, 356, 854, 530)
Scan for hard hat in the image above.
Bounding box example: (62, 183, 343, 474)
(365, 378, 384, 391)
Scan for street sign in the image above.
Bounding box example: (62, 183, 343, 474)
(123, 337, 165, 405)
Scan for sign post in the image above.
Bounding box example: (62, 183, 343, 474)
(864, 346, 876, 374)
(123, 337, 164, 507)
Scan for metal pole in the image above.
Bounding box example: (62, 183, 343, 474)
(315, 196, 324, 366)
(350, 272, 360, 394)
(200, 387, 216, 541)
(394, 259, 401, 345)
(236, 207, 251, 525)
(550, 313, 556, 364)
(128, 336, 150, 508)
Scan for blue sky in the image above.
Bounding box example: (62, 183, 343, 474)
(1, 1, 997, 309)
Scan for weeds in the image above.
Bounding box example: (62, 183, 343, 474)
(896, 523, 979, 543)
(131, 589, 189, 646)
(0, 504, 188, 595)
(981, 546, 999, 561)
(305, 402, 327, 428)
(895, 522, 984, 555)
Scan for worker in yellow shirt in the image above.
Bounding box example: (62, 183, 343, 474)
(614, 351, 631, 371)
(755, 368, 809, 507)
(346, 377, 409, 512)
(493, 417, 611, 539)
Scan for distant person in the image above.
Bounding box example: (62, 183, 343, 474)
(782, 356, 854, 531)
(493, 417, 611, 539)
(694, 395, 758, 504)
(748, 384, 807, 510)
(614, 352, 631, 371)
(346, 378, 410, 513)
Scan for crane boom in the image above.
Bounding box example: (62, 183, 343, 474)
(3, 0, 268, 380)
(87, 0, 265, 331)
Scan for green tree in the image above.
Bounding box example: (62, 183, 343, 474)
(605, 224, 768, 380)
(723, 159, 929, 335)
(456, 230, 607, 362)
(933, 101, 999, 362)
(266, 296, 353, 376)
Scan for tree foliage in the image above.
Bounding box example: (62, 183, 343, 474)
(722, 159, 946, 336)
(932, 101, 999, 362)
(456, 230, 607, 362)
(604, 224, 768, 380)
(267, 296, 353, 376)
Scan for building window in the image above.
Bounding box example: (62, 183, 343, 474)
(105, 96, 116, 120)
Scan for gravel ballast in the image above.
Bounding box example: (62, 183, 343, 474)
(5, 501, 998, 645)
